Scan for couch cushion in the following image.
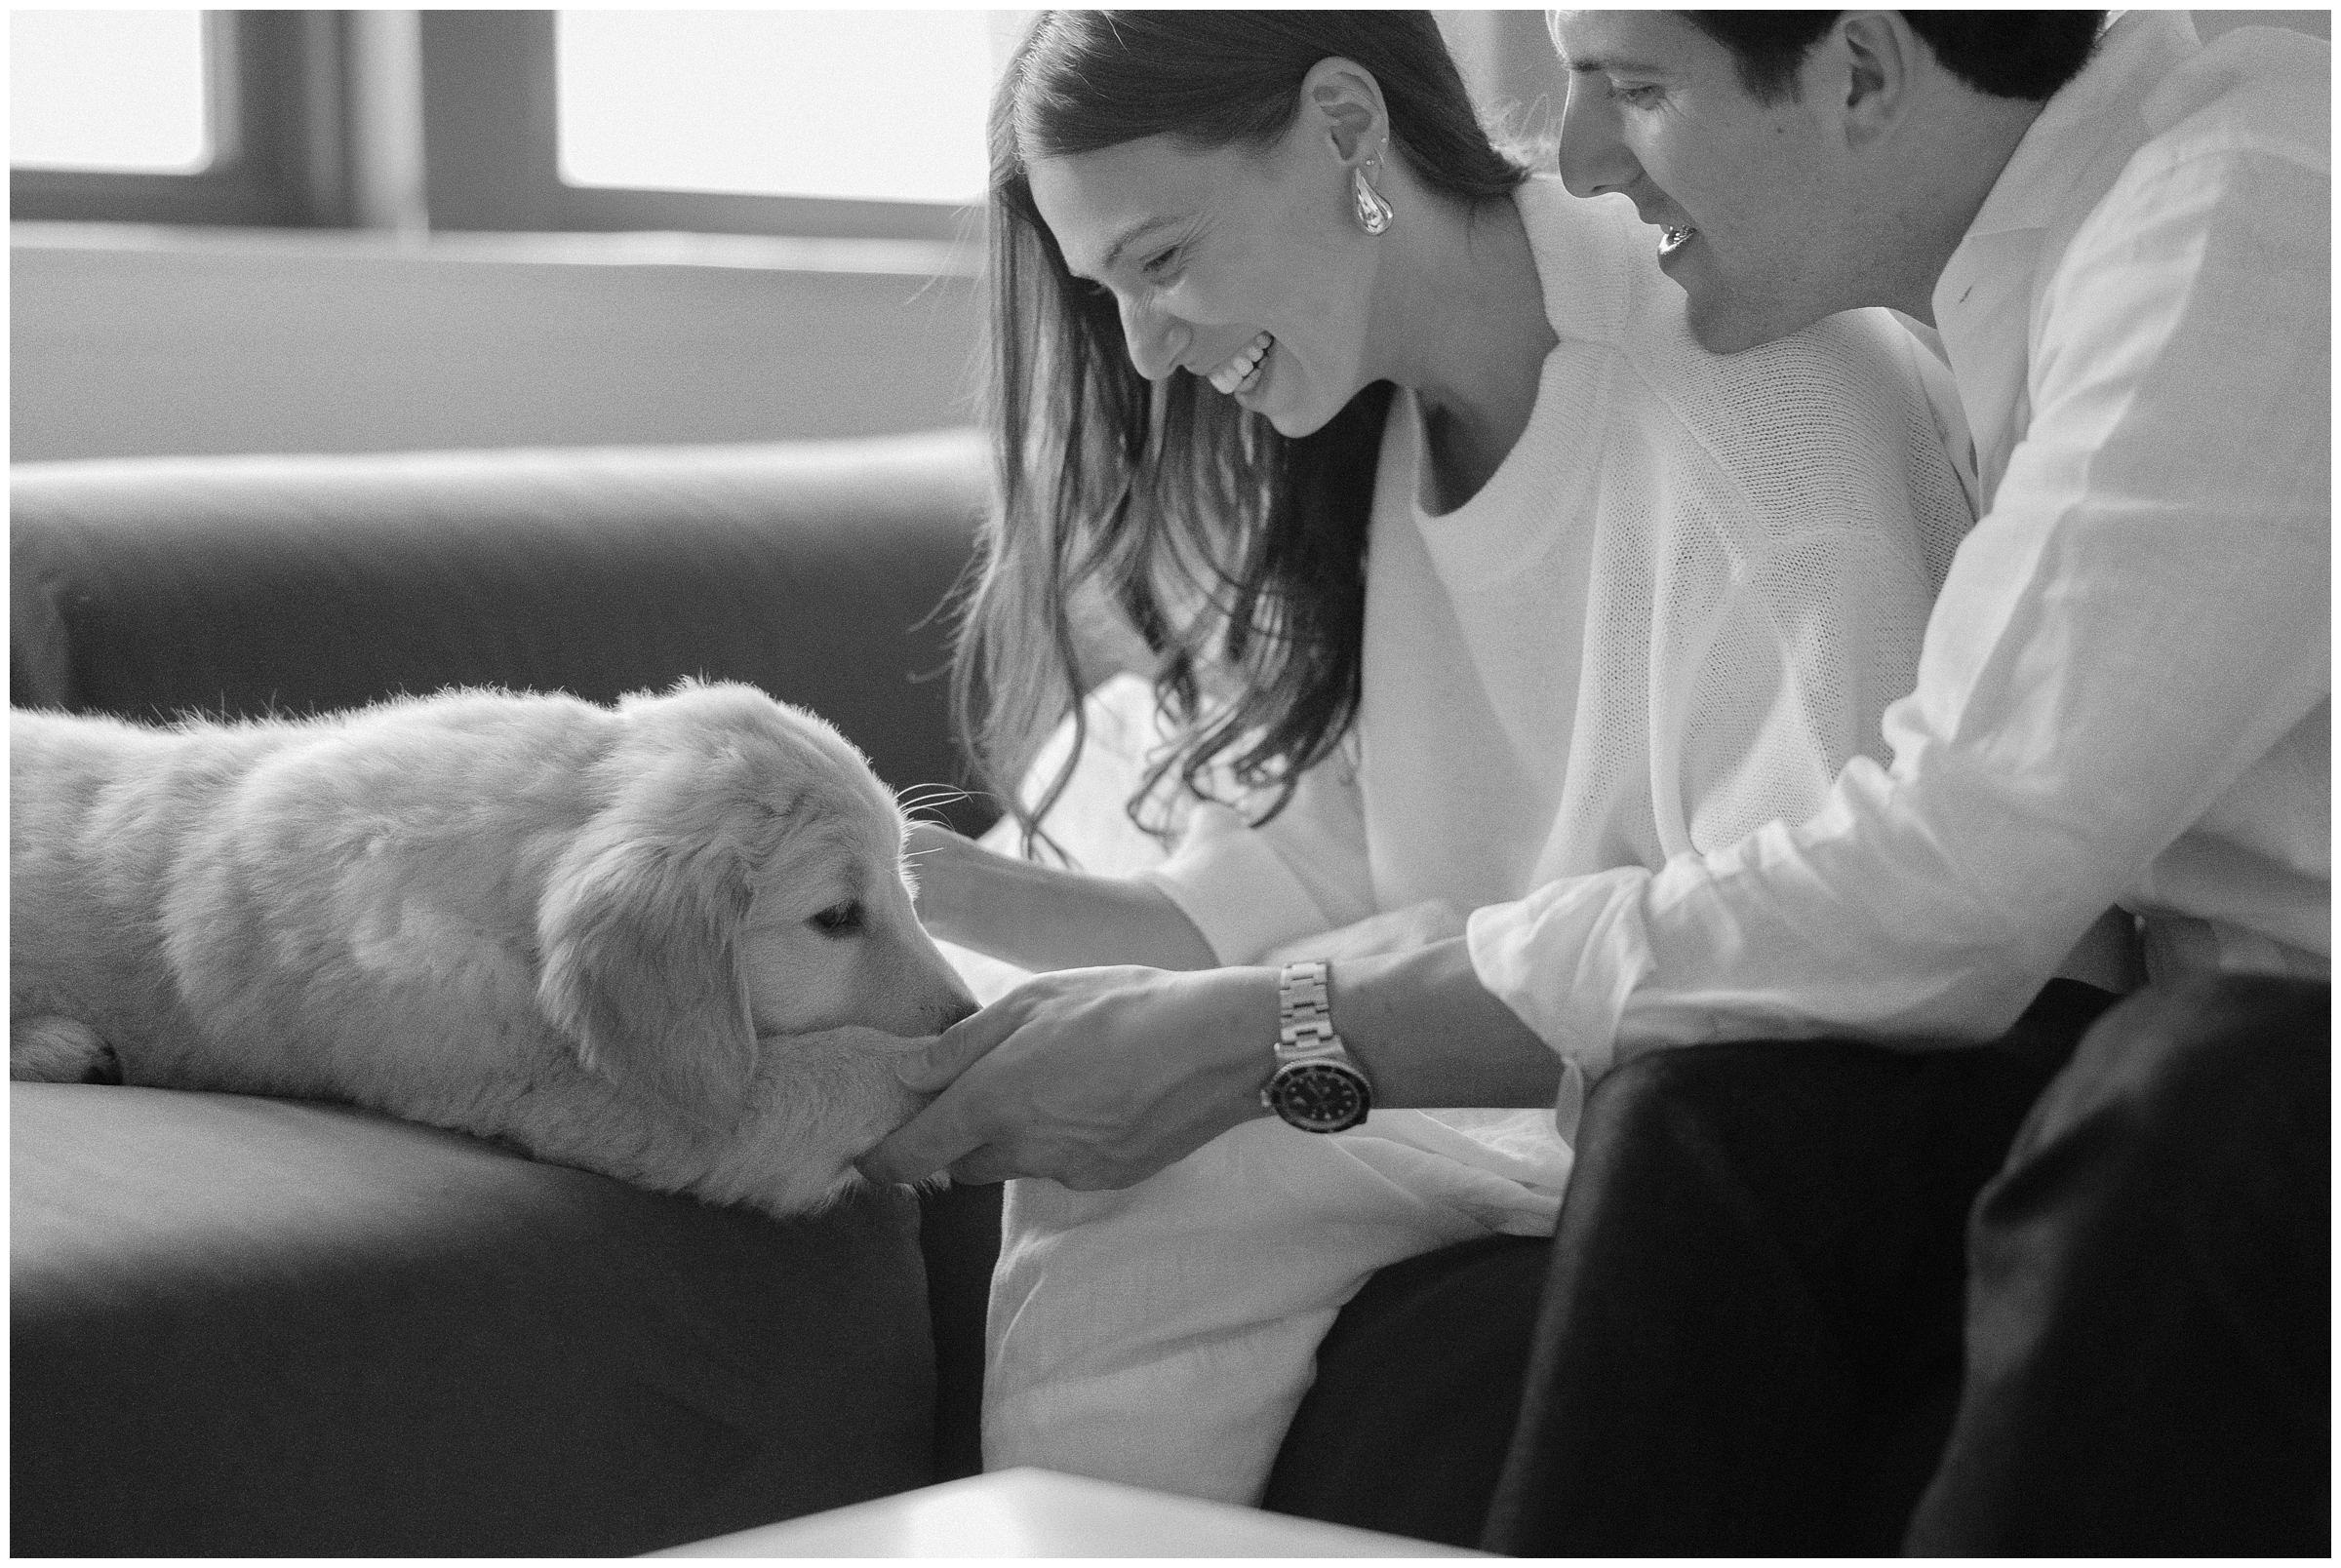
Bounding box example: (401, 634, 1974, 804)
(11, 1083, 936, 1556)
(9, 431, 997, 836)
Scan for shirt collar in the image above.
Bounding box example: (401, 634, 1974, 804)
(1961, 9, 2201, 242)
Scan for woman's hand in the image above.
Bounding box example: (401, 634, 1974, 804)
(854, 963, 1278, 1191)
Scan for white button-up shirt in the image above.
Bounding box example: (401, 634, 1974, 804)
(1468, 11, 2330, 1074)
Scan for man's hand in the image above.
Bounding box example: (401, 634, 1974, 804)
(854, 963, 1278, 1191)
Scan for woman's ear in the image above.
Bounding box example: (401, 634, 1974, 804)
(1300, 56, 1389, 166)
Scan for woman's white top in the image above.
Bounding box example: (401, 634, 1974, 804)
(973, 176, 1985, 1501)
(1138, 176, 1973, 1003)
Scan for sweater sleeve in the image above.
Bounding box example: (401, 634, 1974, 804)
(1137, 740, 1379, 965)
(1673, 515, 1937, 859)
(1476, 294, 1972, 1073)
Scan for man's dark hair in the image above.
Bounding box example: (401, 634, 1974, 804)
(1683, 12, 2107, 103)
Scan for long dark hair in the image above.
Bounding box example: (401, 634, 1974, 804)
(954, 11, 1529, 854)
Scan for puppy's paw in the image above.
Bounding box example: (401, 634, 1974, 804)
(11, 1016, 122, 1083)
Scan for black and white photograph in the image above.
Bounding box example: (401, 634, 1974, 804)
(10, 8, 2330, 1558)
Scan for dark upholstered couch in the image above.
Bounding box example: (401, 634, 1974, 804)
(10, 430, 1008, 1555)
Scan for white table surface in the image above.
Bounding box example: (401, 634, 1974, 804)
(650, 1467, 1488, 1558)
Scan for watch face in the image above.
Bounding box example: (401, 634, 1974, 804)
(1272, 1061, 1369, 1132)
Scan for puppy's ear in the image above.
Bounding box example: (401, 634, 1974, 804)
(536, 834, 758, 1129)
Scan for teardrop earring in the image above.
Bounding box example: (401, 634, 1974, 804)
(1352, 159, 1394, 236)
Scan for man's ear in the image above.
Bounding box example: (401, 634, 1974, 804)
(1299, 56, 1389, 166)
(1828, 12, 1924, 150)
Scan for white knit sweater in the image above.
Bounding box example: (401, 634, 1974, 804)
(1140, 176, 1972, 969)
(975, 176, 1979, 1509)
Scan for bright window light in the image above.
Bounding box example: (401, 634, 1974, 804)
(555, 10, 995, 206)
(10, 9, 213, 173)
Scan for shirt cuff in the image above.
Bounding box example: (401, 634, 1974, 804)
(1466, 867, 1657, 1079)
(1135, 802, 1333, 965)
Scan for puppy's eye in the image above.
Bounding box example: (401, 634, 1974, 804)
(809, 901, 864, 936)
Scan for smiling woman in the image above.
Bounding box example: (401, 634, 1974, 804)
(1025, 137, 1368, 433)
(963, 14, 1532, 845)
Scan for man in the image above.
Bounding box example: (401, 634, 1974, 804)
(861, 8, 2325, 1552)
(1479, 11, 2326, 1554)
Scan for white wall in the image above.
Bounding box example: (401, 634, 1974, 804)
(11, 228, 983, 461)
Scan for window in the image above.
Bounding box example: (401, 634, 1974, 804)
(12, 9, 214, 173)
(12, 8, 1005, 241)
(553, 11, 993, 207)
(10, 10, 351, 227)
(413, 11, 994, 241)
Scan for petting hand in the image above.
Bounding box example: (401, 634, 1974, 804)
(853, 963, 1278, 1192)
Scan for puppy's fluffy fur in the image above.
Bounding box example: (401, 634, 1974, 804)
(10, 682, 974, 1216)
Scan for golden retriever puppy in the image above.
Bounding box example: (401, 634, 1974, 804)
(10, 682, 975, 1216)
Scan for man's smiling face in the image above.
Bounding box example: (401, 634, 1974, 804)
(1549, 11, 1853, 352)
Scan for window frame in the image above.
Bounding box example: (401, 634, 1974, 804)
(9, 10, 354, 228)
(12, 9, 980, 243)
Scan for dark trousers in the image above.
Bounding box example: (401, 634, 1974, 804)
(1901, 974, 2330, 1554)
(1263, 975, 2328, 1555)
(1260, 1233, 1552, 1548)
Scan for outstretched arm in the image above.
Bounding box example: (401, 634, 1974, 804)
(855, 935, 1557, 1191)
(908, 819, 1216, 973)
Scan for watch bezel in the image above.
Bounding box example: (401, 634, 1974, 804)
(1263, 1056, 1372, 1133)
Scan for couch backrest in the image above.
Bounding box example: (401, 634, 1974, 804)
(11, 429, 1000, 835)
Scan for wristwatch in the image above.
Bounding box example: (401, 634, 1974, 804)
(1261, 959, 1373, 1133)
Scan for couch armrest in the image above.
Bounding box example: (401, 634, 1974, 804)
(10, 430, 996, 835)
(12, 1084, 936, 1555)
